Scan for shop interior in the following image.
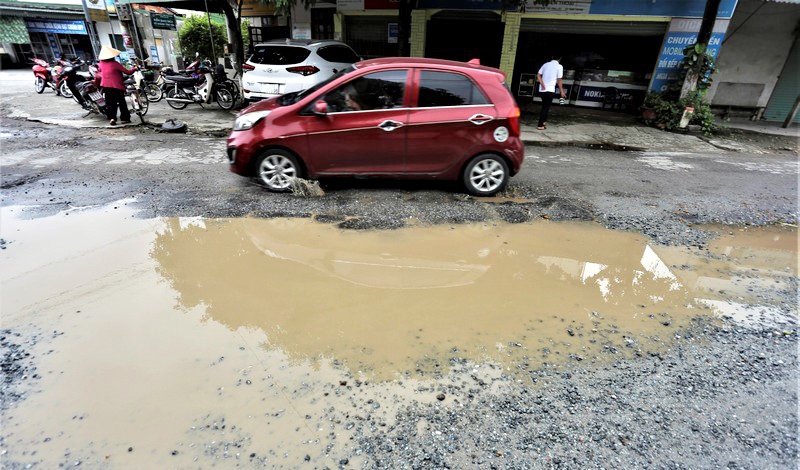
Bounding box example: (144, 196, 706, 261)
(513, 30, 664, 112)
(425, 12, 504, 69)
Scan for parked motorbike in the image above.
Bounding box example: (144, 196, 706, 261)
(125, 66, 150, 124)
(32, 58, 69, 96)
(59, 58, 95, 104)
(164, 60, 235, 110)
(138, 59, 166, 102)
(73, 78, 108, 116)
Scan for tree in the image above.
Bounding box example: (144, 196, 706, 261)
(178, 14, 227, 62)
(219, 0, 310, 77)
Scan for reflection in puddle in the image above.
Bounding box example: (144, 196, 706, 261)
(149, 218, 797, 380)
(153, 217, 701, 379)
(1, 204, 796, 468)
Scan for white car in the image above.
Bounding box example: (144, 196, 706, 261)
(242, 39, 360, 103)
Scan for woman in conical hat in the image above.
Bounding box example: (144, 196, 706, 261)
(97, 45, 121, 61)
(97, 45, 133, 125)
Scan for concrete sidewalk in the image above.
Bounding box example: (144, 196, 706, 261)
(518, 103, 798, 154)
(1, 68, 796, 153)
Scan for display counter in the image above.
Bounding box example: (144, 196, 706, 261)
(518, 69, 649, 111)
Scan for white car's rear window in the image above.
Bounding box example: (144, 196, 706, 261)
(249, 46, 311, 65)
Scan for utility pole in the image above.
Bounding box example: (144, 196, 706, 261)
(680, 0, 723, 98)
(80, 0, 101, 57)
(113, 0, 145, 59)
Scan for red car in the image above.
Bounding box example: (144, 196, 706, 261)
(227, 57, 524, 196)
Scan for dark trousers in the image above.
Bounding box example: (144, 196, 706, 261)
(103, 87, 130, 122)
(537, 91, 555, 127)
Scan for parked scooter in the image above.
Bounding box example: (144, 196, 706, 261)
(124, 66, 150, 124)
(59, 58, 95, 104)
(73, 78, 108, 116)
(136, 58, 166, 102)
(164, 60, 235, 110)
(32, 58, 69, 96)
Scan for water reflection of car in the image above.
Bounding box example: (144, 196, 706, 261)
(227, 57, 524, 197)
(242, 218, 499, 290)
(241, 39, 360, 103)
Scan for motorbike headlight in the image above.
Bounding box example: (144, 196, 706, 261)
(233, 110, 271, 131)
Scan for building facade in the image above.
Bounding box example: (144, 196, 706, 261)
(333, 0, 741, 111)
(706, 0, 800, 123)
(0, 0, 181, 69)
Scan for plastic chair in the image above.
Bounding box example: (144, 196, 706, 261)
(602, 87, 625, 111)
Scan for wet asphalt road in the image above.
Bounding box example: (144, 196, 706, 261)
(0, 88, 798, 469)
(1, 114, 796, 246)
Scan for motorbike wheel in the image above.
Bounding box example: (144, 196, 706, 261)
(215, 86, 235, 110)
(136, 93, 149, 117)
(166, 88, 188, 110)
(35, 77, 45, 94)
(144, 83, 162, 103)
(59, 81, 73, 98)
(223, 79, 241, 102)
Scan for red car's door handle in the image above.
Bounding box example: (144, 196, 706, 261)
(468, 114, 494, 125)
(378, 120, 404, 132)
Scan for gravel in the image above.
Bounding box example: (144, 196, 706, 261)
(335, 319, 798, 469)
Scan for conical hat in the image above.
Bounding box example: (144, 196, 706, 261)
(98, 45, 121, 61)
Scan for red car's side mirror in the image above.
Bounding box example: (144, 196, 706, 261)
(313, 100, 329, 115)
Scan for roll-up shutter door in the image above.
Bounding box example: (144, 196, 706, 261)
(520, 19, 667, 36)
(345, 16, 397, 59)
(763, 37, 800, 123)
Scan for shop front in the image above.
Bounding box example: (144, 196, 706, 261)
(508, 0, 737, 112)
(424, 9, 503, 68)
(24, 18, 93, 61)
(514, 17, 667, 112)
(337, 0, 400, 59)
(0, 1, 91, 66)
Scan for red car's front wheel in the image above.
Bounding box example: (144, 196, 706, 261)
(254, 149, 303, 192)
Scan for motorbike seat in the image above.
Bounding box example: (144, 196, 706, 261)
(165, 75, 197, 84)
(123, 79, 135, 86)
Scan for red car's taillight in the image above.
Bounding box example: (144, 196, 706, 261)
(508, 106, 521, 136)
(242, 63, 255, 71)
(287, 65, 320, 76)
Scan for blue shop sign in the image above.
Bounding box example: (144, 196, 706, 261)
(589, 0, 737, 19)
(421, 0, 737, 17)
(26, 19, 87, 35)
(650, 31, 725, 92)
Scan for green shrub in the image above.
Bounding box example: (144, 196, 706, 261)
(642, 44, 717, 136)
(643, 90, 716, 135)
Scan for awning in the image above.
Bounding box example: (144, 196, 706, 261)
(0, 16, 31, 44)
(521, 18, 668, 36)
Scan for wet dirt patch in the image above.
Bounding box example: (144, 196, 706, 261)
(0, 204, 796, 468)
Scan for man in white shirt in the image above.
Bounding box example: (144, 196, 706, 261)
(536, 53, 566, 130)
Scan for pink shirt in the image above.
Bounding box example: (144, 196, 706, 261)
(98, 60, 134, 91)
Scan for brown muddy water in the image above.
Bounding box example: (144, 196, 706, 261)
(1, 202, 796, 468)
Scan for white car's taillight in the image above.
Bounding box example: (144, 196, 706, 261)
(287, 65, 320, 76)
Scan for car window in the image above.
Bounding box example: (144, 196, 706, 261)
(249, 46, 311, 65)
(322, 70, 408, 112)
(316, 45, 360, 64)
(285, 66, 357, 106)
(416, 70, 490, 107)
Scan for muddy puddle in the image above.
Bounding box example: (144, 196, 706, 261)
(1, 203, 796, 468)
